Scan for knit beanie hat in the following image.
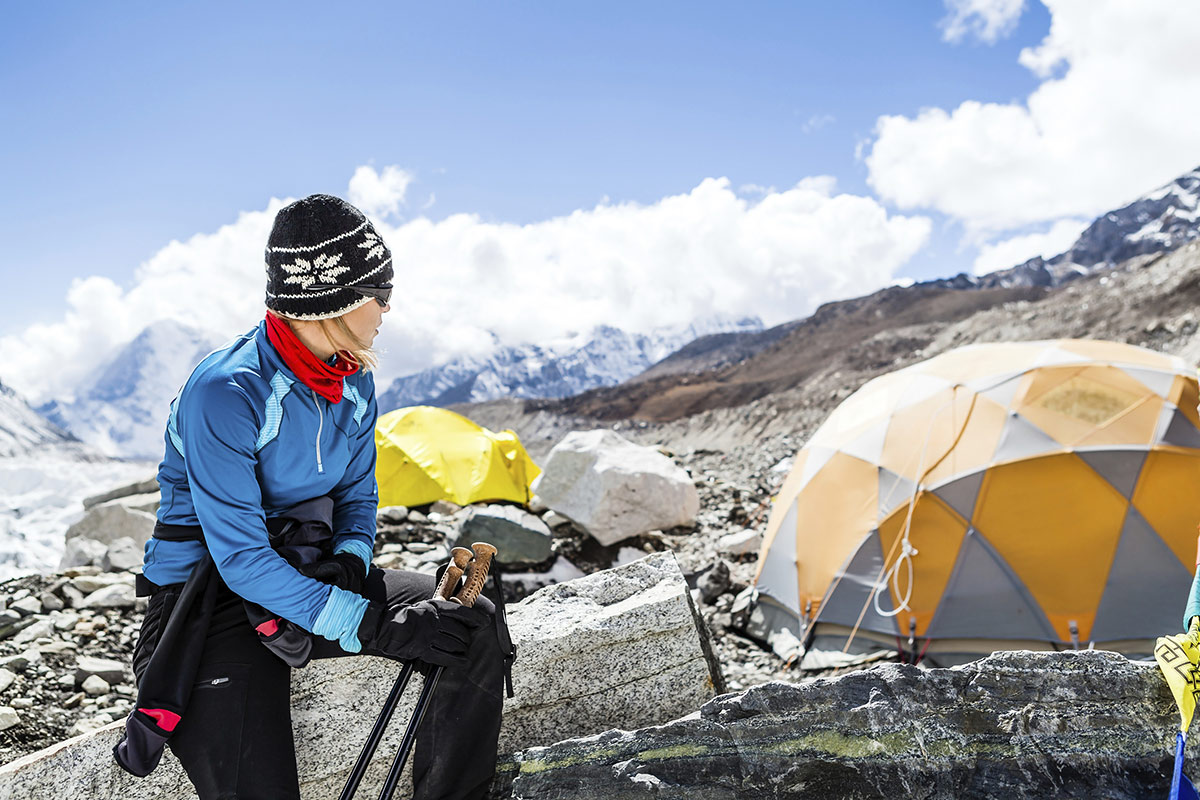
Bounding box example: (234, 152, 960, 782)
(264, 194, 394, 320)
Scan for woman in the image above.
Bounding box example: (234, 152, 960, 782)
(126, 195, 504, 800)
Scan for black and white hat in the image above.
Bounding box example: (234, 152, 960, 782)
(264, 194, 394, 320)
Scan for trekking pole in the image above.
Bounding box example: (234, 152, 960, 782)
(376, 541, 498, 800)
(338, 546, 474, 800)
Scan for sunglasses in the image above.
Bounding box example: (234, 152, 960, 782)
(305, 283, 392, 307)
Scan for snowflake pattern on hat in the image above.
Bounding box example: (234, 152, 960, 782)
(280, 252, 349, 289)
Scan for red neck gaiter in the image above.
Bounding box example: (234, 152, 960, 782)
(264, 313, 358, 403)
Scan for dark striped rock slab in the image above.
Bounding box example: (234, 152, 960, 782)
(504, 650, 1183, 799)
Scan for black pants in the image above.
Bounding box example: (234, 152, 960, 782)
(134, 568, 504, 800)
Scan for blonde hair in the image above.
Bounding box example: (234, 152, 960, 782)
(267, 308, 379, 372)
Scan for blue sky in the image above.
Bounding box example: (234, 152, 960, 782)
(2, 1, 1198, 400)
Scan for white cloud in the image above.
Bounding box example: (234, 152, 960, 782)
(868, 0, 1200, 233)
(801, 113, 835, 134)
(0, 205, 282, 404)
(0, 172, 930, 402)
(348, 165, 413, 220)
(971, 217, 1089, 275)
(940, 0, 1026, 44)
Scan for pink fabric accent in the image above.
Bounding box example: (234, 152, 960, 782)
(256, 618, 280, 637)
(140, 708, 181, 732)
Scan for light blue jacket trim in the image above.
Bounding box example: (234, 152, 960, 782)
(334, 539, 373, 575)
(343, 382, 368, 427)
(256, 371, 295, 452)
(1184, 570, 1200, 631)
(167, 395, 184, 456)
(312, 585, 369, 653)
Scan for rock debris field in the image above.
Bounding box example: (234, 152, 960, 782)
(0, 437, 803, 765)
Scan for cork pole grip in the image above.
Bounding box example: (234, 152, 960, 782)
(435, 547, 474, 601)
(453, 542, 498, 607)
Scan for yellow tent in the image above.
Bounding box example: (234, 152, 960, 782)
(755, 339, 1200, 664)
(375, 406, 541, 508)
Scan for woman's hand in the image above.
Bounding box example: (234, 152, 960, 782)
(357, 599, 489, 667)
(298, 552, 367, 594)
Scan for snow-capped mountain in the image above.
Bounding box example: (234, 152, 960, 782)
(930, 165, 1200, 290)
(0, 378, 155, 580)
(38, 319, 228, 459)
(0, 378, 80, 458)
(378, 316, 764, 412)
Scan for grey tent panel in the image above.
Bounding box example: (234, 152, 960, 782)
(992, 412, 1062, 464)
(757, 502, 801, 614)
(1161, 406, 1200, 449)
(977, 375, 1023, 410)
(926, 528, 1058, 641)
(817, 531, 898, 637)
(1120, 366, 1178, 398)
(1076, 448, 1148, 500)
(1091, 506, 1193, 641)
(842, 420, 889, 466)
(878, 467, 917, 518)
(931, 471, 986, 523)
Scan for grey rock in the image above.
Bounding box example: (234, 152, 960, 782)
(82, 477, 159, 509)
(429, 499, 461, 517)
(51, 612, 80, 631)
(9, 596, 43, 617)
(100, 537, 143, 572)
(10, 698, 33, 710)
(717, 528, 762, 556)
(67, 717, 111, 738)
(78, 583, 135, 610)
(37, 592, 63, 613)
(68, 574, 124, 594)
(459, 504, 552, 565)
(107, 492, 160, 514)
(0, 610, 19, 626)
(416, 545, 449, 565)
(11, 619, 56, 646)
(0, 649, 41, 672)
(504, 651, 1180, 800)
(0, 669, 16, 692)
(59, 534, 107, 570)
(696, 560, 731, 604)
(63, 502, 156, 547)
(541, 510, 571, 529)
(408, 510, 429, 524)
(377, 505, 409, 525)
(75, 657, 126, 686)
(0, 707, 19, 732)
(82, 675, 110, 696)
(531, 430, 699, 546)
(58, 583, 85, 609)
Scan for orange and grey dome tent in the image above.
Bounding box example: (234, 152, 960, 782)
(754, 339, 1200, 664)
(374, 406, 541, 508)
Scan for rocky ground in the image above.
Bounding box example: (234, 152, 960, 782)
(0, 441, 814, 766)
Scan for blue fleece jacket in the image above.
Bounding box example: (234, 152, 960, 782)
(144, 320, 375, 646)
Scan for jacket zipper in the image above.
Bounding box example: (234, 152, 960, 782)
(312, 391, 325, 474)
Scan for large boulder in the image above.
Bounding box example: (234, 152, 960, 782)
(531, 430, 699, 546)
(457, 504, 552, 566)
(82, 478, 159, 510)
(503, 650, 1184, 799)
(0, 552, 722, 799)
(63, 502, 156, 548)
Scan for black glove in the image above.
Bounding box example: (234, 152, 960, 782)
(298, 552, 367, 595)
(357, 599, 489, 668)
